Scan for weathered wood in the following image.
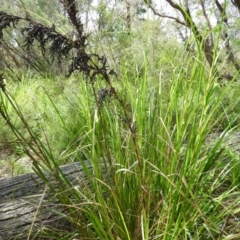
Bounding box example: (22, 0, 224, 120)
(0, 162, 91, 240)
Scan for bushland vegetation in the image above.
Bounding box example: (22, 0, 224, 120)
(1, 0, 240, 239)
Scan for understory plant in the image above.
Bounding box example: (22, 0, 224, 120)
(1, 1, 240, 239)
(1, 39, 240, 239)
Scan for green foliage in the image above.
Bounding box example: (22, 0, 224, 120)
(1, 1, 240, 239)
(1, 38, 240, 239)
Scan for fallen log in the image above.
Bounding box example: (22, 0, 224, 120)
(0, 162, 91, 240)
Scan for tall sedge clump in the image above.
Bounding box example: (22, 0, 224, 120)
(1, 1, 240, 240)
(0, 1, 145, 239)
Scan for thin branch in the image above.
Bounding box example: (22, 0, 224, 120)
(165, 0, 197, 30)
(199, 0, 214, 46)
(143, 0, 186, 26)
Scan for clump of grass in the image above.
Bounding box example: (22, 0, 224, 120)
(1, 38, 240, 240)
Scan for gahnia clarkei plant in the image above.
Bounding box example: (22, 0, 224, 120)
(0, 1, 240, 239)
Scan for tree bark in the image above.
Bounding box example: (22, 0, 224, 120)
(215, 0, 240, 72)
(231, 0, 240, 11)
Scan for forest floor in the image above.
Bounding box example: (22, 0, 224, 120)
(0, 148, 32, 179)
